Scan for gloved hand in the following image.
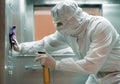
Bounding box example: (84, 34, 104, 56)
(12, 35, 21, 52)
(9, 26, 21, 52)
(35, 54, 56, 69)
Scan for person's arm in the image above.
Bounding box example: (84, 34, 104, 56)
(18, 39, 44, 55)
(15, 31, 68, 55)
(55, 18, 119, 74)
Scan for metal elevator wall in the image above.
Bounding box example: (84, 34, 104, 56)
(5, 0, 21, 84)
(5, 0, 120, 84)
(103, 4, 120, 34)
(5, 0, 35, 84)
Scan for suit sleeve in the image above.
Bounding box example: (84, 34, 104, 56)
(19, 31, 68, 55)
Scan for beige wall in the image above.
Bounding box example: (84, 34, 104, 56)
(0, 0, 5, 84)
(34, 10, 56, 40)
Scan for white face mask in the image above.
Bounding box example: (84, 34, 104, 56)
(56, 16, 81, 36)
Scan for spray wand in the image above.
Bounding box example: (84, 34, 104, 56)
(38, 51, 50, 84)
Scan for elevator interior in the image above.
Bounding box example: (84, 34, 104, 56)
(5, 0, 120, 84)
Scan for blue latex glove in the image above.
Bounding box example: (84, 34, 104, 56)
(9, 26, 16, 47)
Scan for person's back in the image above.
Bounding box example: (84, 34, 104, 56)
(86, 15, 120, 71)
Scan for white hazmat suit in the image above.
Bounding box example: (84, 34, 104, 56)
(18, 0, 120, 84)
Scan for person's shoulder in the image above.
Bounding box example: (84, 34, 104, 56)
(92, 15, 105, 20)
(91, 15, 111, 25)
(96, 16, 109, 21)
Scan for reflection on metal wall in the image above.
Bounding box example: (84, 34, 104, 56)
(103, 4, 120, 34)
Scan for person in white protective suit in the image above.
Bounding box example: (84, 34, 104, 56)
(12, 0, 120, 84)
